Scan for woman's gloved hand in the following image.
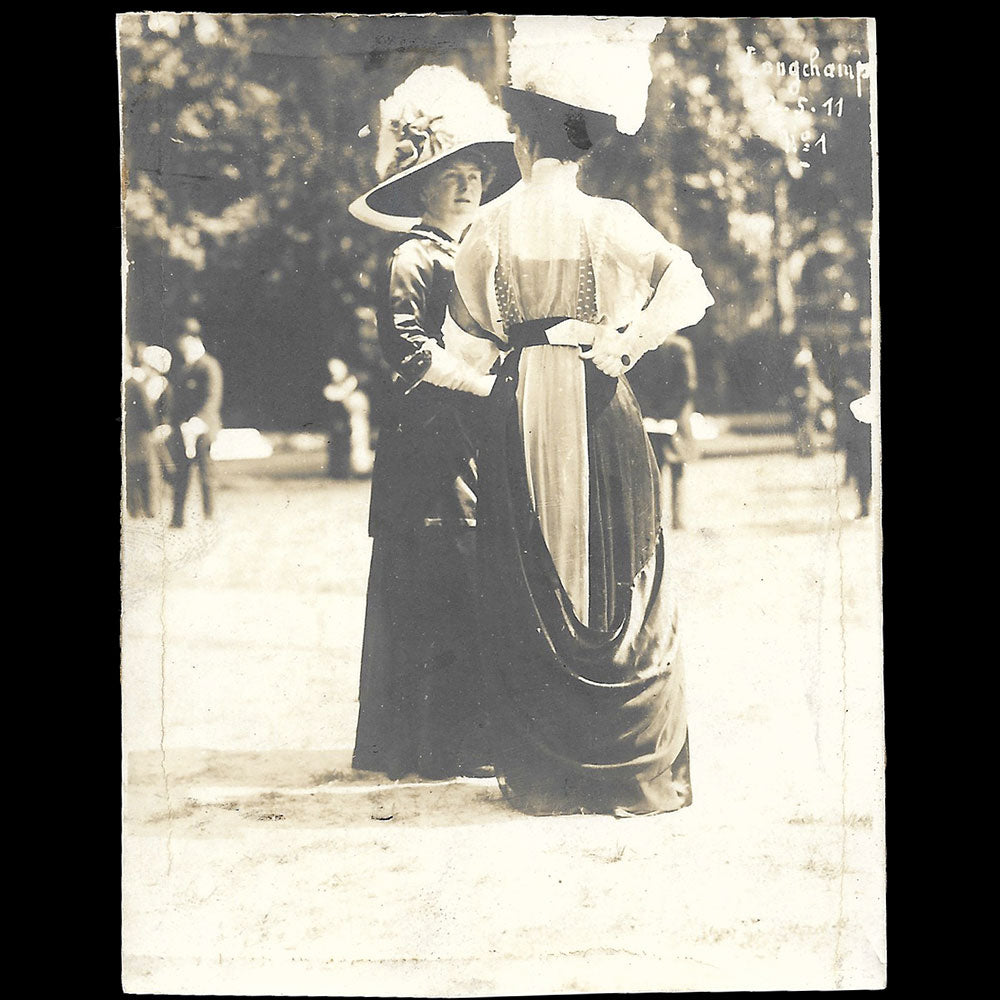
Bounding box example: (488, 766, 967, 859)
(579, 318, 651, 378)
(419, 341, 496, 396)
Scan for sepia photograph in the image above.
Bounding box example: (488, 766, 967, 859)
(119, 13, 883, 995)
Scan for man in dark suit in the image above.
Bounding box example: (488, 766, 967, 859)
(167, 320, 223, 527)
(627, 334, 699, 530)
(834, 337, 873, 518)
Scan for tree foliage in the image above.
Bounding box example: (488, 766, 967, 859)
(119, 14, 874, 424)
(584, 17, 873, 407)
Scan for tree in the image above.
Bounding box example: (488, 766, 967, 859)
(120, 15, 875, 423)
(583, 17, 873, 409)
(120, 13, 500, 428)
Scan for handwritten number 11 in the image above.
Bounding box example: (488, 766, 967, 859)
(796, 96, 844, 118)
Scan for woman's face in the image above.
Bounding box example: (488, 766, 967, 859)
(420, 158, 484, 227)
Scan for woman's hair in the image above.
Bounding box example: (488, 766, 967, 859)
(463, 149, 497, 190)
(502, 89, 612, 163)
(508, 106, 592, 163)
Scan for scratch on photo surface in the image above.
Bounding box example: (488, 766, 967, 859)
(159, 525, 174, 875)
(831, 463, 849, 987)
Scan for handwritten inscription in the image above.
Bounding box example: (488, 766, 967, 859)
(741, 45, 871, 168)
(743, 46, 871, 99)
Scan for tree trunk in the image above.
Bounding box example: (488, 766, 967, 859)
(487, 14, 509, 98)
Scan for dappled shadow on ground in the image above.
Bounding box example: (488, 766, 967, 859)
(125, 748, 516, 833)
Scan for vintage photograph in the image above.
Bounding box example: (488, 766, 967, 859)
(120, 14, 883, 995)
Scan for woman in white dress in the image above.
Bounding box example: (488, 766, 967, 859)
(451, 17, 715, 815)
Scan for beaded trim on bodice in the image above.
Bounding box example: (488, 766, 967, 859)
(493, 211, 599, 334)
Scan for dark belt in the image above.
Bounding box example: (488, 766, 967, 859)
(505, 317, 572, 349)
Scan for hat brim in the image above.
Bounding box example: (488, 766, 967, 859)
(348, 140, 521, 233)
(500, 86, 619, 146)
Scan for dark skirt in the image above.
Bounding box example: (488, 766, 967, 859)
(476, 349, 692, 816)
(352, 527, 492, 780)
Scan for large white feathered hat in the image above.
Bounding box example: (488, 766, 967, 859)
(349, 65, 520, 233)
(501, 16, 666, 141)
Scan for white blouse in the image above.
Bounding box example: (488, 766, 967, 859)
(454, 158, 714, 343)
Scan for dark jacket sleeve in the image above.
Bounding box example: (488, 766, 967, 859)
(379, 239, 441, 389)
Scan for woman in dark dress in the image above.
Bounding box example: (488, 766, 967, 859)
(452, 17, 715, 815)
(347, 66, 520, 780)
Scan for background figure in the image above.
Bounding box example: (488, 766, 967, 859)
(141, 344, 177, 491)
(628, 335, 700, 530)
(834, 338, 873, 518)
(124, 343, 163, 519)
(167, 320, 223, 528)
(787, 337, 832, 458)
(352, 306, 394, 451)
(323, 357, 374, 479)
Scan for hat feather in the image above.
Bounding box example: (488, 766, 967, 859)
(374, 65, 511, 181)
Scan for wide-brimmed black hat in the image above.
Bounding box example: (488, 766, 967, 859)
(349, 140, 520, 232)
(500, 86, 618, 151)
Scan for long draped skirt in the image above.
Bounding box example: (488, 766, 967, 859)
(353, 528, 492, 780)
(477, 343, 692, 816)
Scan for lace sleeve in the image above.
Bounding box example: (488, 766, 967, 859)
(454, 213, 504, 338)
(600, 200, 715, 337)
(598, 200, 667, 277)
(649, 246, 716, 335)
(442, 310, 504, 374)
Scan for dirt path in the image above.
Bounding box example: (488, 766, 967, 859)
(121, 450, 884, 995)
